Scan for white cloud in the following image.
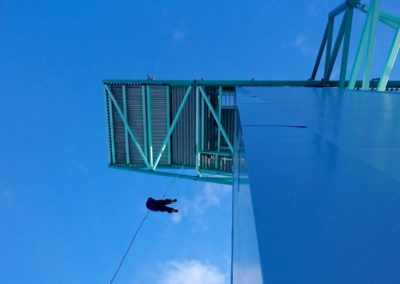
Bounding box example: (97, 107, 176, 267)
(171, 183, 230, 224)
(291, 34, 313, 55)
(159, 259, 228, 284)
(171, 211, 182, 223)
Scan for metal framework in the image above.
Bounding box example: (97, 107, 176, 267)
(103, 79, 400, 184)
(311, 0, 400, 91)
(104, 81, 239, 184)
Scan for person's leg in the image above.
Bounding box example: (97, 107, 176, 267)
(158, 199, 175, 205)
(160, 205, 178, 213)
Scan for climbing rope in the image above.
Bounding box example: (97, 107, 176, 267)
(109, 166, 185, 283)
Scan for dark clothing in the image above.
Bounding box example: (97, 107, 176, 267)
(146, 197, 177, 213)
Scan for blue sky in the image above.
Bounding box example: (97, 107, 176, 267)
(1, 0, 399, 283)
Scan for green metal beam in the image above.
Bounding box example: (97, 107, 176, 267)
(348, 2, 374, 89)
(216, 86, 222, 169)
(166, 85, 171, 165)
(201, 151, 232, 157)
(107, 91, 116, 164)
(146, 86, 153, 167)
(199, 86, 234, 153)
(109, 165, 232, 185)
(311, 24, 329, 80)
(358, 4, 400, 28)
(325, 18, 334, 79)
(103, 80, 334, 87)
(152, 86, 193, 170)
(105, 84, 151, 168)
(122, 85, 130, 164)
(201, 91, 205, 152)
(141, 86, 148, 159)
(337, 80, 400, 88)
(104, 86, 113, 164)
(328, 2, 347, 18)
(195, 86, 201, 176)
(340, 7, 354, 88)
(103, 80, 400, 89)
(362, 0, 381, 90)
(325, 13, 347, 80)
(378, 27, 400, 91)
(199, 168, 232, 177)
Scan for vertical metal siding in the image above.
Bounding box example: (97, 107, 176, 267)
(105, 90, 113, 164)
(150, 86, 168, 166)
(126, 85, 146, 166)
(110, 85, 126, 165)
(171, 86, 196, 166)
(203, 86, 219, 152)
(105, 83, 235, 173)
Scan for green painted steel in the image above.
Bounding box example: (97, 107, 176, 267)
(328, 2, 347, 18)
(108, 91, 116, 164)
(166, 85, 171, 165)
(201, 151, 232, 157)
(109, 165, 232, 185)
(378, 27, 400, 91)
(311, 24, 329, 80)
(348, 3, 374, 89)
(201, 93, 205, 152)
(141, 86, 148, 159)
(359, 4, 400, 28)
(340, 7, 354, 88)
(103, 79, 400, 88)
(104, 86, 113, 164)
(326, 14, 346, 80)
(199, 87, 234, 153)
(122, 85, 130, 164)
(146, 85, 153, 167)
(104, 80, 332, 87)
(324, 18, 334, 79)
(362, 0, 381, 90)
(195, 86, 201, 176)
(152, 86, 193, 170)
(105, 84, 151, 168)
(311, 0, 400, 91)
(216, 87, 222, 169)
(198, 168, 232, 177)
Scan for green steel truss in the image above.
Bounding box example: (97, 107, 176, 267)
(311, 0, 400, 91)
(104, 81, 238, 184)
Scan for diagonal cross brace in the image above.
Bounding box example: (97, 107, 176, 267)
(358, 4, 400, 28)
(199, 86, 234, 153)
(325, 15, 347, 81)
(378, 27, 400, 91)
(152, 85, 193, 170)
(105, 84, 151, 168)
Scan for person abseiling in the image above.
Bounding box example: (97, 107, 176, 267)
(146, 197, 178, 213)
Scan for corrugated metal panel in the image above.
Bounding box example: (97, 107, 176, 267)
(199, 87, 234, 172)
(150, 86, 168, 166)
(105, 83, 235, 174)
(171, 86, 196, 166)
(126, 85, 146, 166)
(221, 108, 235, 148)
(203, 86, 219, 152)
(110, 85, 126, 165)
(105, 89, 113, 163)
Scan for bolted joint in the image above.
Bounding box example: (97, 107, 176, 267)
(346, 0, 360, 7)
